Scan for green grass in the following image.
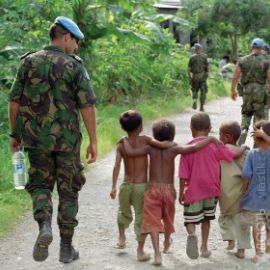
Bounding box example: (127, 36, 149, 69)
(0, 80, 230, 237)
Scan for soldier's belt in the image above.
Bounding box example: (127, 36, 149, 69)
(243, 82, 266, 86)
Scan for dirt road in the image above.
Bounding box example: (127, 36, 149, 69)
(0, 97, 269, 270)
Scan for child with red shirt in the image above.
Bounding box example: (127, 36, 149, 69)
(179, 112, 237, 260)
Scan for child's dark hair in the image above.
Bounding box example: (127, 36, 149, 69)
(220, 121, 241, 142)
(119, 110, 142, 132)
(191, 112, 211, 130)
(254, 120, 270, 138)
(152, 119, 175, 141)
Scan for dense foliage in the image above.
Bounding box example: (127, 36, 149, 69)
(181, 0, 270, 60)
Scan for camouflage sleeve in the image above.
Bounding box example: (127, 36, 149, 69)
(74, 64, 96, 108)
(9, 61, 26, 103)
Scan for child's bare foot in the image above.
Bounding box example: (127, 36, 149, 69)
(186, 234, 199, 259)
(137, 251, 150, 262)
(152, 252, 162, 266)
(266, 245, 270, 253)
(251, 254, 262, 263)
(234, 249, 245, 259)
(226, 240, 235, 250)
(163, 238, 173, 254)
(115, 236, 126, 249)
(200, 246, 211, 258)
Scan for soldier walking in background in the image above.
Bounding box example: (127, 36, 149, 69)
(8, 17, 97, 263)
(188, 43, 209, 112)
(231, 38, 270, 145)
(262, 43, 270, 120)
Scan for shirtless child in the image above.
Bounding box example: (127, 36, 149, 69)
(124, 119, 218, 266)
(110, 110, 152, 262)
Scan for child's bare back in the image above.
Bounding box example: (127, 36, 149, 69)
(148, 146, 180, 184)
(119, 135, 150, 184)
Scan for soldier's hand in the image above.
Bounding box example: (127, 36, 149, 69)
(9, 137, 20, 152)
(86, 142, 97, 164)
(231, 90, 237, 101)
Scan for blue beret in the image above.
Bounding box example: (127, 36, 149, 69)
(194, 43, 202, 49)
(55, 16, 84, 40)
(251, 38, 264, 48)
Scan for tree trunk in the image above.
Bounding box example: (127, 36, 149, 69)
(230, 32, 238, 61)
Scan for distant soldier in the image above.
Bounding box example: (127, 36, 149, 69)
(188, 43, 209, 112)
(262, 43, 270, 120)
(231, 38, 270, 145)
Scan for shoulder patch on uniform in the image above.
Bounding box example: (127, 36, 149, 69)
(71, 54, 83, 63)
(20, 51, 35, 59)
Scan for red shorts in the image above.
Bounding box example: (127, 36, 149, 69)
(141, 183, 176, 234)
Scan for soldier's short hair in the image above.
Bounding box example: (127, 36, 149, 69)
(254, 120, 270, 137)
(191, 112, 211, 131)
(152, 119, 175, 141)
(219, 121, 241, 142)
(120, 110, 142, 132)
(49, 24, 69, 40)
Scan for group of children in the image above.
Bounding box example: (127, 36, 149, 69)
(110, 110, 270, 266)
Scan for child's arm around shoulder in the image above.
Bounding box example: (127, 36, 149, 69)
(252, 127, 270, 145)
(123, 137, 150, 157)
(146, 136, 176, 149)
(172, 136, 220, 155)
(226, 144, 249, 159)
(110, 143, 123, 199)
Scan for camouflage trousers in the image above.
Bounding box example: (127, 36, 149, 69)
(25, 142, 86, 242)
(238, 83, 267, 144)
(191, 80, 207, 105)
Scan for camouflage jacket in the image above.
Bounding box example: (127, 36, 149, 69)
(188, 53, 209, 82)
(239, 52, 270, 85)
(9, 45, 96, 152)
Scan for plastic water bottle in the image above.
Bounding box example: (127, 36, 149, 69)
(12, 149, 27, 190)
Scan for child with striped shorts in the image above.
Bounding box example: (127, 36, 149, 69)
(179, 112, 239, 259)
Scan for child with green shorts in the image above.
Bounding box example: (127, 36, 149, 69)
(110, 110, 152, 262)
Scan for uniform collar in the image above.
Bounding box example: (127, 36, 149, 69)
(44, 45, 65, 53)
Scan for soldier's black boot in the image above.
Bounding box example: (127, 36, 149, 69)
(33, 221, 53, 262)
(200, 104, 204, 112)
(59, 243, 79, 263)
(192, 99, 197, 109)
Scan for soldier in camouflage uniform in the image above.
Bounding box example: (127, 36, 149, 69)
(262, 43, 270, 121)
(8, 17, 97, 263)
(231, 38, 270, 145)
(188, 43, 209, 112)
